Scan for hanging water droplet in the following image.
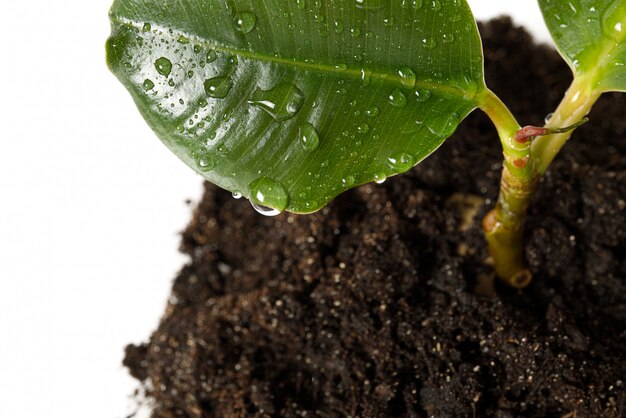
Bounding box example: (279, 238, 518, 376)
(204, 76, 233, 98)
(143, 79, 155, 91)
(365, 106, 380, 117)
(232, 191, 242, 199)
(387, 153, 414, 171)
(374, 173, 387, 184)
(155, 57, 172, 77)
(545, 112, 554, 124)
(355, 0, 384, 11)
(299, 123, 320, 151)
(235, 12, 257, 33)
(415, 88, 432, 102)
(249, 176, 289, 214)
(398, 67, 416, 88)
(251, 202, 281, 217)
(388, 88, 407, 107)
(248, 83, 305, 121)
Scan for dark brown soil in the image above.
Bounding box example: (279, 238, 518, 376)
(124, 18, 626, 418)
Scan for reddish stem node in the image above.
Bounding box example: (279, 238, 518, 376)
(514, 126, 548, 143)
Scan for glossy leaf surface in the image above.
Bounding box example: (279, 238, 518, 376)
(107, 0, 484, 213)
(539, 0, 626, 92)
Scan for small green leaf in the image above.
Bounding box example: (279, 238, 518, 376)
(539, 0, 626, 92)
(107, 0, 484, 213)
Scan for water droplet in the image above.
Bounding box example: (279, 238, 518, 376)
(421, 37, 436, 49)
(232, 191, 242, 199)
(414, 88, 432, 102)
(249, 177, 289, 214)
(168, 79, 175, 87)
(177, 35, 190, 44)
(296, 0, 306, 10)
(430, 0, 441, 12)
(299, 123, 320, 151)
(143, 79, 155, 91)
(206, 50, 217, 63)
(155, 57, 172, 77)
(196, 154, 216, 172)
(204, 76, 233, 98)
(388, 88, 407, 107)
(350, 27, 362, 38)
(361, 68, 372, 86)
(383, 17, 395, 27)
(342, 175, 356, 186)
(193, 44, 202, 53)
(601, 2, 624, 41)
(355, 0, 384, 11)
(398, 67, 416, 89)
(235, 12, 257, 33)
(357, 123, 370, 134)
(142, 23, 152, 32)
(442, 33, 455, 43)
(387, 153, 414, 171)
(248, 83, 305, 121)
(335, 63, 348, 71)
(366, 106, 380, 117)
(374, 173, 387, 184)
(333, 19, 344, 33)
(545, 112, 554, 124)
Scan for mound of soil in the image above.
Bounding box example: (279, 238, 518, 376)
(124, 18, 626, 417)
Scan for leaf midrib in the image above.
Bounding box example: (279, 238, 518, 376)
(112, 16, 480, 102)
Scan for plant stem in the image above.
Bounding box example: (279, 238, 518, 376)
(477, 76, 600, 288)
(531, 76, 601, 174)
(478, 89, 535, 288)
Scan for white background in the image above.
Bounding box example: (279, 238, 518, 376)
(0, 2, 551, 417)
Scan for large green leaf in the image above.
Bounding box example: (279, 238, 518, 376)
(539, 0, 626, 92)
(107, 0, 484, 213)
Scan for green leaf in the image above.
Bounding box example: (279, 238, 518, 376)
(539, 0, 626, 92)
(107, 0, 484, 213)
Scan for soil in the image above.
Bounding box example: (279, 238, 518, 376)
(124, 18, 626, 418)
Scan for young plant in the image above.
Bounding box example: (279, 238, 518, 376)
(106, 0, 626, 288)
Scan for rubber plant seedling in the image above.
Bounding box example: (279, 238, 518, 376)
(106, 0, 626, 288)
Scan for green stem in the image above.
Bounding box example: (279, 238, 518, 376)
(478, 89, 535, 288)
(532, 76, 601, 174)
(477, 76, 600, 288)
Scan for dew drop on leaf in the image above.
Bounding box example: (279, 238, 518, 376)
(355, 0, 384, 11)
(249, 176, 289, 214)
(342, 175, 356, 186)
(204, 76, 233, 98)
(196, 154, 216, 172)
(398, 67, 416, 88)
(142, 22, 152, 32)
(248, 83, 305, 121)
(601, 2, 624, 42)
(155, 57, 172, 77)
(387, 153, 414, 171)
(295, 0, 306, 10)
(299, 123, 320, 151)
(177, 35, 190, 44)
(206, 50, 217, 63)
(365, 106, 380, 117)
(415, 88, 432, 102)
(142, 79, 155, 91)
(442, 33, 455, 43)
(232, 191, 242, 199)
(421, 37, 437, 49)
(374, 173, 387, 184)
(235, 12, 257, 34)
(388, 88, 407, 107)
